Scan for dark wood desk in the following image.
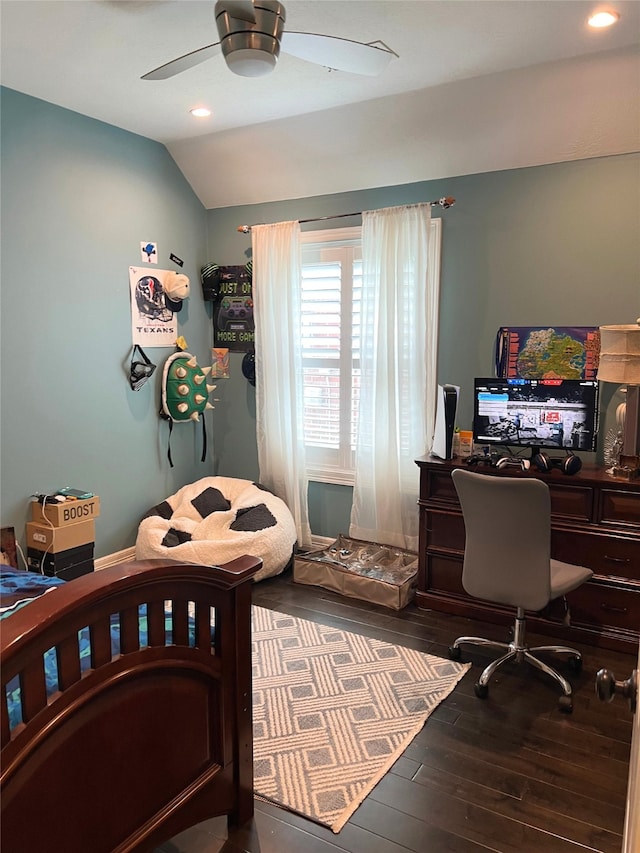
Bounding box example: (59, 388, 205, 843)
(415, 456, 640, 653)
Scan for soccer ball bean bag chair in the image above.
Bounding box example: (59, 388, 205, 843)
(135, 477, 297, 582)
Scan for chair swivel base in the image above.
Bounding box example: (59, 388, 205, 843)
(448, 612, 582, 713)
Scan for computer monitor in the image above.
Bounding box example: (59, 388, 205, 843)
(472, 378, 599, 457)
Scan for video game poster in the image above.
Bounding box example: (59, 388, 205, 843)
(495, 326, 601, 381)
(212, 265, 254, 353)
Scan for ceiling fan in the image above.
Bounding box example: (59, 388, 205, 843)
(142, 0, 398, 80)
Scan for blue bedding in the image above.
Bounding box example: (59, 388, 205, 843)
(1, 569, 199, 731)
(0, 567, 65, 619)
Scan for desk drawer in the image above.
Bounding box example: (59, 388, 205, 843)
(566, 581, 639, 633)
(427, 553, 465, 595)
(552, 530, 640, 581)
(599, 489, 640, 530)
(425, 510, 465, 552)
(422, 470, 459, 504)
(548, 483, 594, 523)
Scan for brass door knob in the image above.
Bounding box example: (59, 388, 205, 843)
(596, 668, 637, 714)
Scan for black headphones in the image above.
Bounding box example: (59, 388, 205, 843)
(531, 450, 582, 475)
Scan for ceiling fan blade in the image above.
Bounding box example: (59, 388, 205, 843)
(281, 32, 398, 76)
(221, 1, 257, 24)
(141, 42, 223, 80)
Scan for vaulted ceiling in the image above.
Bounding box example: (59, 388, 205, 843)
(1, 1, 638, 208)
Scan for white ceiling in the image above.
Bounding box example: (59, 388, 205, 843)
(1, 0, 639, 208)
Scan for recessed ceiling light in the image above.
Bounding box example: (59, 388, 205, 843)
(588, 10, 620, 28)
(190, 107, 211, 118)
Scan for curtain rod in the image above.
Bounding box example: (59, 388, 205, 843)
(236, 197, 456, 233)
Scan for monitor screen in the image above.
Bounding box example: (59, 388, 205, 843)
(472, 378, 599, 455)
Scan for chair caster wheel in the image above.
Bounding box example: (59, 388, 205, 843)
(474, 682, 488, 700)
(448, 645, 462, 661)
(558, 695, 573, 713)
(568, 655, 582, 675)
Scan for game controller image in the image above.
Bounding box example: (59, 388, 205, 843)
(466, 452, 500, 467)
(466, 452, 530, 471)
(216, 296, 254, 331)
(495, 456, 531, 471)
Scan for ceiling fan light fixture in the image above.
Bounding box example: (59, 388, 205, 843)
(216, 0, 285, 76)
(225, 47, 278, 77)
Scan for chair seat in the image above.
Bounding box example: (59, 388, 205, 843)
(550, 560, 593, 599)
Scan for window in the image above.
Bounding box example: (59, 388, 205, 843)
(300, 220, 441, 486)
(300, 227, 361, 485)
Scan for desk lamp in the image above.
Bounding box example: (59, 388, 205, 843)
(597, 321, 640, 479)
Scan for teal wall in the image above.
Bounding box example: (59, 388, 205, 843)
(0, 88, 211, 559)
(206, 154, 639, 538)
(2, 86, 638, 553)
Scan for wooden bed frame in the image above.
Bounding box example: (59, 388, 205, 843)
(1, 556, 261, 852)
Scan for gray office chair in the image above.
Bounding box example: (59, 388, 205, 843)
(448, 468, 593, 712)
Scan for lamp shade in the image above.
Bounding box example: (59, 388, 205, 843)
(597, 323, 640, 384)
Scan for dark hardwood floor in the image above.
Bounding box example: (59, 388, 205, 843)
(160, 568, 636, 853)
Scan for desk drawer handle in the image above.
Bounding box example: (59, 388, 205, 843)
(600, 604, 629, 615)
(603, 555, 630, 564)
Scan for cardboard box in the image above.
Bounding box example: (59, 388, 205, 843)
(31, 495, 100, 527)
(26, 520, 95, 553)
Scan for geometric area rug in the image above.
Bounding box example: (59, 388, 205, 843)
(251, 605, 470, 833)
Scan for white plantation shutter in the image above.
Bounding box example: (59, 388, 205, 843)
(301, 261, 341, 448)
(300, 228, 361, 484)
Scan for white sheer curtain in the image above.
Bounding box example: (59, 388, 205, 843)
(349, 203, 438, 552)
(251, 220, 312, 549)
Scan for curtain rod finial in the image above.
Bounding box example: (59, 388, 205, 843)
(437, 197, 455, 209)
(237, 225, 251, 233)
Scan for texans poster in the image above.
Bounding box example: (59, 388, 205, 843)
(129, 266, 177, 347)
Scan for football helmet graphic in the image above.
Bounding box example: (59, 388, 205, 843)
(135, 275, 173, 322)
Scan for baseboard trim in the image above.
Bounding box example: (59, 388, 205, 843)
(308, 535, 335, 551)
(95, 535, 334, 572)
(95, 546, 136, 571)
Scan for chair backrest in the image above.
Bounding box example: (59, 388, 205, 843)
(451, 468, 552, 612)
